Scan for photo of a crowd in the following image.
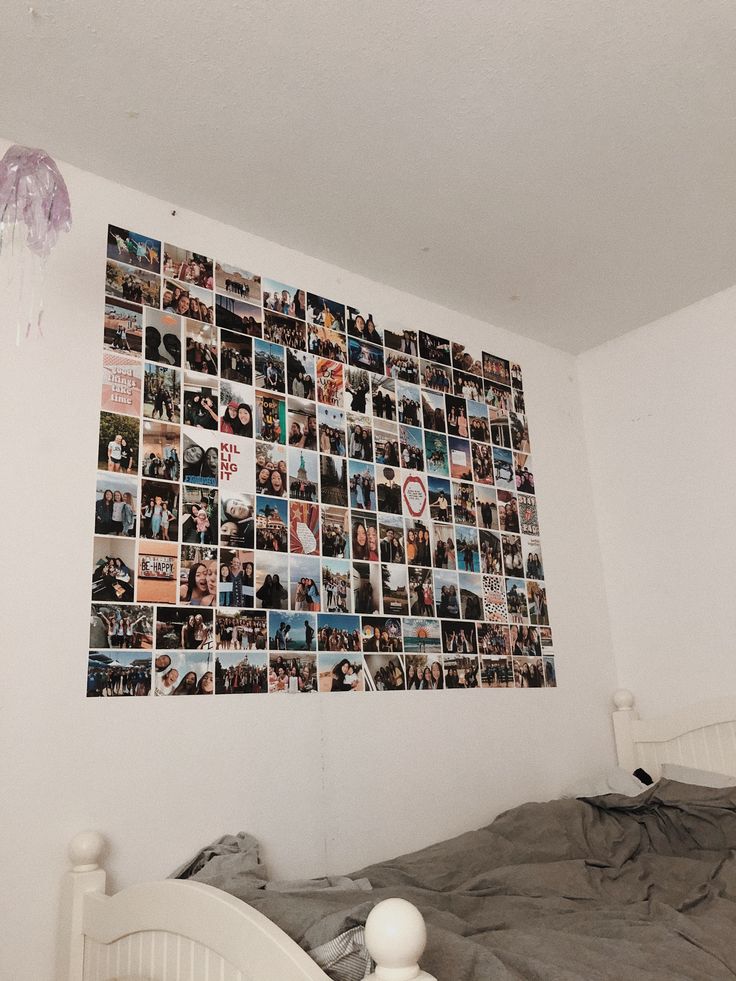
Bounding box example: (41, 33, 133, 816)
(89, 225, 556, 697)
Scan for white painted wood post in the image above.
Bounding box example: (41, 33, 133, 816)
(364, 898, 437, 981)
(612, 688, 638, 772)
(58, 831, 107, 981)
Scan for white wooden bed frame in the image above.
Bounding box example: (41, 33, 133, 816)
(60, 688, 736, 981)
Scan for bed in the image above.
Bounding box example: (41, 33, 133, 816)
(60, 689, 736, 981)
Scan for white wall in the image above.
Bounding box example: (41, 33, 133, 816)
(0, 142, 617, 981)
(578, 287, 736, 718)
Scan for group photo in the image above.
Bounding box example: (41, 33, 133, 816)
(87, 650, 152, 698)
(215, 650, 268, 694)
(318, 653, 364, 692)
(91, 536, 136, 603)
(364, 654, 406, 692)
(317, 613, 361, 652)
(107, 225, 161, 271)
(154, 651, 213, 696)
(268, 653, 318, 693)
(94, 473, 137, 537)
(268, 611, 317, 651)
(214, 262, 262, 304)
(89, 603, 152, 650)
(215, 611, 267, 651)
(104, 298, 143, 355)
(156, 607, 213, 650)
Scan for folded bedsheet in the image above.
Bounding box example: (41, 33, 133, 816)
(174, 779, 736, 980)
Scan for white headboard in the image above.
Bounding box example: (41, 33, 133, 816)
(612, 689, 736, 779)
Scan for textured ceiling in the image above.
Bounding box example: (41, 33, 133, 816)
(3, 0, 736, 352)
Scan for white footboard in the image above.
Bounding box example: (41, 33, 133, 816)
(59, 831, 436, 981)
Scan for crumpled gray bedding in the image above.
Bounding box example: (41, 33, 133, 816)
(174, 780, 736, 980)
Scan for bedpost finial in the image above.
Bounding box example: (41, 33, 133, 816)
(69, 831, 105, 871)
(365, 897, 428, 979)
(613, 689, 635, 710)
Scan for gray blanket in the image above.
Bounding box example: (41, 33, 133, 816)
(176, 780, 736, 979)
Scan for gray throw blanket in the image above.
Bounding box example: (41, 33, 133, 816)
(174, 780, 736, 979)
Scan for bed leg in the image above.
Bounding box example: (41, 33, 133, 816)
(364, 897, 437, 981)
(57, 831, 107, 981)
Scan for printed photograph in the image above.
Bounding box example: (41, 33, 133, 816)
(318, 404, 346, 455)
(483, 574, 508, 623)
(215, 294, 263, 336)
(373, 422, 401, 468)
(479, 529, 503, 575)
(107, 225, 161, 271)
(87, 650, 152, 697)
(218, 490, 254, 548)
(380, 563, 409, 616)
(320, 505, 350, 559)
(467, 400, 490, 443)
(441, 619, 478, 655)
(286, 348, 317, 400)
(289, 554, 321, 611)
(91, 536, 135, 603)
(321, 558, 351, 612)
(254, 390, 286, 445)
(143, 362, 181, 423)
(361, 616, 403, 653)
(254, 338, 286, 392)
(442, 652, 480, 687)
(287, 397, 318, 450)
(403, 617, 441, 655)
(316, 358, 344, 406)
(486, 381, 511, 421)
(483, 353, 511, 387)
(513, 656, 545, 688)
(182, 426, 219, 486)
(471, 442, 494, 485)
(104, 298, 143, 355)
(263, 278, 305, 319)
(501, 533, 524, 578)
(418, 330, 451, 366)
(307, 322, 347, 362)
(384, 326, 418, 355)
(505, 577, 529, 624)
(514, 453, 535, 494)
(163, 245, 213, 289)
(452, 481, 476, 526)
(510, 624, 543, 658)
(510, 411, 530, 453)
(320, 453, 348, 508)
(289, 500, 320, 555)
(218, 549, 255, 608)
(156, 606, 213, 650)
(402, 515, 431, 566)
(434, 569, 460, 617)
(317, 613, 361, 651)
(154, 651, 213, 696)
(215, 649, 268, 694)
(371, 375, 396, 420)
(95, 473, 137, 537)
(399, 424, 424, 470)
(185, 320, 218, 376)
(349, 460, 376, 511)
(427, 475, 451, 523)
(527, 582, 549, 626)
(141, 420, 180, 481)
(458, 571, 484, 620)
(453, 369, 483, 402)
(255, 441, 287, 497)
(432, 523, 457, 570)
(348, 337, 385, 375)
(162, 279, 213, 323)
(543, 655, 556, 688)
(351, 512, 378, 562)
(264, 310, 306, 350)
(497, 489, 520, 533)
(347, 307, 382, 345)
(180, 486, 218, 546)
(492, 447, 515, 491)
(513, 386, 526, 415)
(269, 653, 318, 693)
(90, 603, 152, 650)
(98, 412, 138, 473)
(102, 352, 142, 418)
(215, 262, 262, 305)
(144, 308, 182, 366)
(255, 495, 288, 551)
(346, 412, 373, 461)
(397, 382, 421, 426)
(137, 539, 178, 604)
(268, 610, 317, 651)
(215, 610, 266, 651)
(352, 561, 381, 615)
(378, 514, 405, 564)
(455, 524, 480, 572)
(451, 342, 483, 377)
(518, 493, 539, 536)
(448, 435, 472, 480)
(407, 567, 434, 616)
(307, 292, 345, 331)
(477, 622, 510, 657)
(480, 654, 514, 688)
(220, 330, 253, 384)
(364, 654, 406, 692)
(344, 366, 370, 413)
(386, 351, 419, 384)
(219, 380, 254, 437)
(105, 259, 160, 309)
(523, 536, 544, 581)
(318, 653, 364, 692)
(475, 484, 498, 531)
(375, 465, 403, 515)
(179, 545, 218, 606)
(422, 389, 446, 432)
(421, 359, 452, 394)
(490, 419, 512, 449)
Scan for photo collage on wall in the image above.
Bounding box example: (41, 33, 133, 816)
(88, 225, 556, 697)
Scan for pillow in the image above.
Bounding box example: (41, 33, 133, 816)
(660, 763, 736, 788)
(561, 767, 648, 799)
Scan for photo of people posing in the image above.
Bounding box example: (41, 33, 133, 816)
(217, 381, 253, 438)
(254, 442, 286, 500)
(182, 428, 219, 487)
(404, 518, 432, 567)
(316, 358, 344, 406)
(348, 337, 385, 375)
(307, 293, 345, 331)
(286, 348, 317, 400)
(441, 620, 478, 656)
(349, 461, 376, 511)
(99, 412, 138, 473)
(317, 613, 361, 651)
(427, 476, 451, 523)
(502, 533, 524, 578)
(289, 501, 319, 555)
(480, 654, 514, 688)
(137, 480, 177, 540)
(253, 554, 289, 609)
(321, 506, 350, 558)
(141, 362, 179, 424)
(216, 649, 268, 694)
(215, 262, 262, 305)
(455, 525, 480, 572)
(397, 383, 421, 425)
(179, 545, 218, 607)
(264, 311, 307, 350)
(288, 398, 318, 450)
(181, 374, 217, 430)
(497, 489, 520, 533)
(254, 338, 286, 392)
(107, 225, 161, 272)
(185, 321, 218, 375)
(162, 280, 213, 323)
(408, 567, 435, 616)
(523, 537, 544, 581)
(453, 369, 483, 402)
(467, 400, 490, 442)
(361, 616, 403, 653)
(254, 495, 288, 553)
(268, 610, 316, 651)
(219, 549, 255, 608)
(220, 330, 253, 385)
(543, 655, 556, 688)
(321, 559, 351, 612)
(105, 259, 160, 309)
(344, 366, 370, 412)
(373, 423, 401, 467)
(347, 307, 382, 345)
(432, 523, 457, 569)
(452, 481, 476, 526)
(386, 352, 419, 384)
(215, 294, 263, 336)
(104, 299, 143, 355)
(471, 442, 494, 484)
(513, 656, 545, 688)
(482, 353, 511, 387)
(505, 577, 529, 624)
(263, 279, 305, 320)
(95, 473, 137, 537)
(399, 424, 424, 470)
(140, 420, 180, 481)
(371, 375, 396, 419)
(527, 582, 549, 626)
(320, 453, 348, 507)
(163, 245, 213, 290)
(492, 447, 515, 491)
(290, 555, 321, 611)
(144, 308, 182, 366)
(475, 485, 498, 530)
(346, 412, 373, 461)
(219, 492, 254, 548)
(318, 653, 364, 692)
(509, 411, 530, 453)
(479, 529, 503, 574)
(490, 419, 512, 449)
(156, 607, 213, 650)
(451, 342, 483, 377)
(318, 404, 346, 455)
(87, 651, 152, 698)
(445, 395, 469, 438)
(458, 572, 484, 620)
(215, 610, 266, 651)
(514, 453, 534, 494)
(421, 359, 452, 394)
(269, 653, 318, 693)
(154, 651, 213, 696)
(422, 390, 446, 432)
(352, 561, 381, 614)
(418, 330, 451, 366)
(254, 392, 286, 445)
(384, 327, 417, 356)
(137, 540, 178, 604)
(364, 654, 406, 691)
(378, 515, 405, 564)
(434, 569, 460, 617)
(375, 466, 402, 515)
(101, 352, 142, 418)
(351, 513, 378, 561)
(290, 452, 323, 508)
(90, 603, 152, 650)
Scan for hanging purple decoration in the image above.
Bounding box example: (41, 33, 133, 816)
(0, 144, 72, 341)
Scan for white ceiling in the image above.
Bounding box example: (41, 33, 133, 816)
(3, 1, 735, 352)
